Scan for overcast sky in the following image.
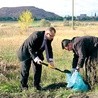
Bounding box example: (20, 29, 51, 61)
(0, 0, 98, 17)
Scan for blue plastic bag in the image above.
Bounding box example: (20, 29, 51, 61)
(66, 70, 89, 91)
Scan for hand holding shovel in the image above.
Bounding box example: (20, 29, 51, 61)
(41, 62, 70, 73)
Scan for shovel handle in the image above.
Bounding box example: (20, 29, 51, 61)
(41, 62, 48, 66)
(41, 62, 55, 69)
(41, 62, 65, 73)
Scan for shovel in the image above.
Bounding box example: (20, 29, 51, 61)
(41, 62, 71, 73)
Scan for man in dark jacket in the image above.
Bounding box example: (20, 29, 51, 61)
(17, 27, 56, 90)
(61, 36, 98, 71)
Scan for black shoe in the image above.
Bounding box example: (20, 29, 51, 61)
(22, 87, 28, 91)
(20, 85, 28, 91)
(34, 85, 42, 90)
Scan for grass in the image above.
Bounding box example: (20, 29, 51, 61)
(0, 21, 98, 98)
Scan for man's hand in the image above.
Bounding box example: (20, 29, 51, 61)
(34, 56, 42, 64)
(76, 66, 80, 71)
(76, 67, 85, 78)
(71, 68, 76, 73)
(48, 62, 55, 68)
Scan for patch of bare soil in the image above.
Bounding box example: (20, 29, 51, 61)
(0, 93, 54, 98)
(68, 92, 98, 98)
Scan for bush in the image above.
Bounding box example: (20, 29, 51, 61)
(63, 20, 70, 26)
(40, 19, 51, 27)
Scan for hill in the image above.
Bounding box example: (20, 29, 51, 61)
(0, 6, 63, 21)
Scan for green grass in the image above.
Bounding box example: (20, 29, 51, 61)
(0, 48, 17, 63)
(0, 43, 74, 97)
(0, 46, 91, 98)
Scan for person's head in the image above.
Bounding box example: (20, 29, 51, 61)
(45, 27, 56, 40)
(61, 39, 73, 51)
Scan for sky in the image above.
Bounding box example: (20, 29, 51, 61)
(0, 0, 98, 17)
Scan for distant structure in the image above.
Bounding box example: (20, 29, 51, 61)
(94, 13, 96, 17)
(77, 14, 87, 20)
(64, 13, 98, 21)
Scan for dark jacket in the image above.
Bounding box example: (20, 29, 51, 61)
(17, 31, 53, 61)
(72, 36, 98, 68)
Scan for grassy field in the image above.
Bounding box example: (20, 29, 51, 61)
(0, 21, 98, 98)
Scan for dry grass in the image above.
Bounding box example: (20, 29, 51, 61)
(0, 21, 98, 77)
(0, 21, 98, 64)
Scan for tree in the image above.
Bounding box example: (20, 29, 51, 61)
(18, 10, 34, 34)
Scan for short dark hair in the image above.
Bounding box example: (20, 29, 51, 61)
(61, 39, 71, 49)
(47, 27, 56, 33)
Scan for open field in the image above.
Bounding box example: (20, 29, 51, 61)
(0, 21, 98, 98)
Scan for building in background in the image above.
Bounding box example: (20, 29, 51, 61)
(77, 14, 87, 20)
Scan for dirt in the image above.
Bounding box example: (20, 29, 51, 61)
(68, 92, 98, 98)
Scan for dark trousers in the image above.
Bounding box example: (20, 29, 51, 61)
(20, 58, 42, 87)
(84, 48, 98, 88)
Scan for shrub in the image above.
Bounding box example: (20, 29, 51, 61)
(63, 20, 70, 26)
(40, 19, 51, 27)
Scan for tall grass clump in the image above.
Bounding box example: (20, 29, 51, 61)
(40, 19, 51, 27)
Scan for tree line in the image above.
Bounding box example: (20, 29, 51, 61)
(64, 16, 98, 21)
